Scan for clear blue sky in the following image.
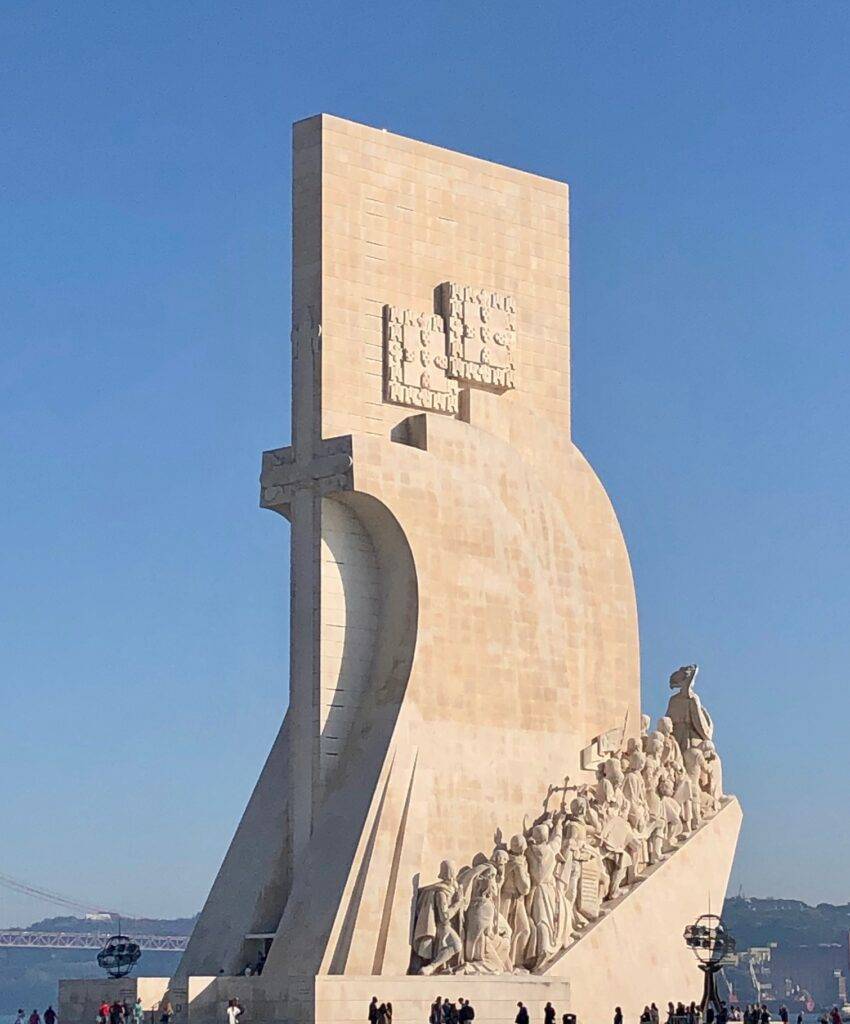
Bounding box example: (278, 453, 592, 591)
(2, 2, 849, 926)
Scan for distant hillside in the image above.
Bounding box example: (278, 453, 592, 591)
(25, 915, 197, 937)
(723, 896, 850, 947)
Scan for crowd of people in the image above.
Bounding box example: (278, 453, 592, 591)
(659, 1000, 735, 1024)
(368, 995, 395, 1024)
(14, 1002, 146, 1024)
(361, 995, 841, 1024)
(14, 1008, 57, 1024)
(95, 999, 145, 1024)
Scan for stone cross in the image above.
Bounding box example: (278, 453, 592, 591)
(260, 310, 353, 859)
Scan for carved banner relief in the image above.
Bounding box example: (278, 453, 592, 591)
(441, 282, 516, 390)
(382, 284, 516, 415)
(383, 305, 460, 415)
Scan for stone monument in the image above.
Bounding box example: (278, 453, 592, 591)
(59, 115, 742, 1024)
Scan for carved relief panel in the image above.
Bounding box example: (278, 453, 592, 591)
(383, 305, 460, 415)
(440, 283, 516, 390)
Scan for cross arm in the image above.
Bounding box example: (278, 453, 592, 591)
(260, 435, 354, 514)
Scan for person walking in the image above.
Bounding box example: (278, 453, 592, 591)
(545, 1003, 556, 1024)
(131, 999, 143, 1024)
(430, 998, 442, 1024)
(641, 1008, 651, 1024)
(796, 1014, 803, 1024)
(516, 1003, 530, 1024)
(99, 1003, 110, 1024)
(377, 1003, 389, 1024)
(831, 1008, 842, 1024)
(667, 1002, 676, 1024)
(760, 1005, 770, 1024)
(15, 1009, 25, 1024)
(44, 1007, 56, 1024)
(614, 1008, 624, 1024)
(225, 998, 242, 1024)
(651, 1003, 660, 1024)
(369, 997, 379, 1024)
(28, 1010, 40, 1024)
(779, 1007, 788, 1024)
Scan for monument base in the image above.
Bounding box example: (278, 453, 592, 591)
(60, 978, 172, 1024)
(59, 799, 740, 1024)
(63, 975, 571, 1024)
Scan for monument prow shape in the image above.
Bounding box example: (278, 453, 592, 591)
(181, 112, 643, 983)
(60, 115, 740, 1024)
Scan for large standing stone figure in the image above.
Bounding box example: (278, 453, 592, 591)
(412, 861, 464, 976)
(666, 665, 714, 750)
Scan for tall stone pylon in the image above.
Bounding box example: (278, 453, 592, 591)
(173, 116, 738, 1024)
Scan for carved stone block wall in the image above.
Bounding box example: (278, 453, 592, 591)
(441, 282, 516, 390)
(383, 305, 459, 415)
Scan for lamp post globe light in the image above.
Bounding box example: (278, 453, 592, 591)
(97, 934, 142, 979)
(683, 914, 736, 1016)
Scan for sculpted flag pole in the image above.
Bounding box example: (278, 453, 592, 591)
(144, 115, 742, 1024)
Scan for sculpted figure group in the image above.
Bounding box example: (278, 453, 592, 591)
(410, 666, 727, 977)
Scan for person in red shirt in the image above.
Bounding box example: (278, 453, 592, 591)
(99, 1003, 110, 1024)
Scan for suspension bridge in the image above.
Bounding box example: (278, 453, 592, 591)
(0, 931, 188, 952)
(0, 871, 190, 952)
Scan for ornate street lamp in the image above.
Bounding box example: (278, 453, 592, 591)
(97, 933, 142, 979)
(684, 914, 736, 1017)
